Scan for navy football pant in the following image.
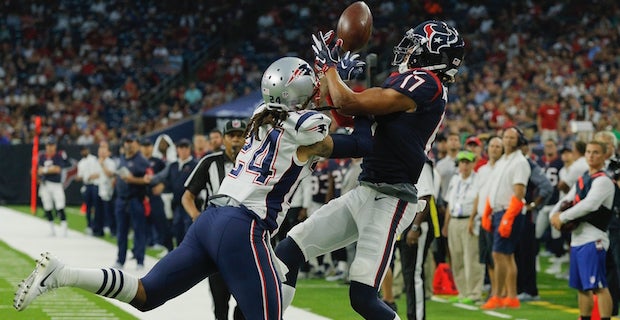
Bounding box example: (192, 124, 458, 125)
(141, 205, 282, 320)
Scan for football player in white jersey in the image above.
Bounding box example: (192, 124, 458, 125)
(14, 56, 372, 320)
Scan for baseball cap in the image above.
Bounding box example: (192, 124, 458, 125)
(123, 133, 138, 142)
(456, 150, 476, 162)
(176, 138, 192, 148)
(224, 119, 247, 135)
(465, 136, 482, 146)
(139, 137, 152, 146)
(44, 136, 57, 145)
(559, 146, 572, 154)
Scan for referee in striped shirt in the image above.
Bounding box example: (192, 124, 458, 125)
(182, 119, 247, 320)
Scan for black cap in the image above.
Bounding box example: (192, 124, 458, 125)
(123, 133, 138, 142)
(224, 119, 247, 135)
(139, 137, 152, 146)
(44, 136, 57, 145)
(176, 138, 191, 148)
(560, 146, 572, 153)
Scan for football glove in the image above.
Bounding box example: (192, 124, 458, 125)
(312, 31, 342, 73)
(337, 51, 366, 80)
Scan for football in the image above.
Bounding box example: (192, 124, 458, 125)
(336, 1, 373, 52)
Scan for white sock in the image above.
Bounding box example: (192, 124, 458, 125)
(60, 221, 68, 236)
(62, 267, 138, 303)
(49, 222, 56, 236)
(337, 261, 348, 272)
(282, 284, 296, 311)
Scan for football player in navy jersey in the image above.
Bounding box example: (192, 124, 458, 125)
(37, 136, 72, 236)
(15, 56, 372, 320)
(276, 20, 464, 320)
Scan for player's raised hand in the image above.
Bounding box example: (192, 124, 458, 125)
(337, 51, 366, 80)
(312, 31, 342, 73)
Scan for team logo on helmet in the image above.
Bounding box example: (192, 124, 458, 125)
(423, 22, 461, 55)
(285, 63, 313, 86)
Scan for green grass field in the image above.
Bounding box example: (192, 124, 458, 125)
(1, 205, 615, 319)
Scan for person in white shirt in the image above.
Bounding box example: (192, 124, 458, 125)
(96, 141, 117, 236)
(481, 127, 531, 310)
(474, 137, 503, 302)
(550, 140, 614, 320)
(76, 145, 102, 236)
(442, 150, 483, 304)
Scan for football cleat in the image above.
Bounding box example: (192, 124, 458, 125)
(325, 270, 347, 282)
(14, 252, 64, 311)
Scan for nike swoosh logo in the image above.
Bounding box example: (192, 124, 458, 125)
(40, 268, 57, 287)
(374, 196, 388, 201)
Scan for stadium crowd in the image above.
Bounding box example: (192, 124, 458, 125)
(1, 0, 619, 148)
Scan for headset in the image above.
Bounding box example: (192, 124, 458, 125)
(511, 126, 528, 147)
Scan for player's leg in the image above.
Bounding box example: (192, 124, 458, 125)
(139, 219, 215, 311)
(51, 182, 68, 236)
(129, 198, 147, 267)
(276, 189, 359, 310)
(115, 198, 130, 267)
(14, 252, 139, 311)
(348, 189, 416, 320)
(39, 184, 55, 235)
(208, 207, 281, 320)
(208, 273, 232, 320)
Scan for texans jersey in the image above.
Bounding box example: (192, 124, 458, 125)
(360, 69, 446, 187)
(537, 155, 563, 204)
(218, 105, 331, 231)
(38, 151, 71, 183)
(310, 158, 351, 203)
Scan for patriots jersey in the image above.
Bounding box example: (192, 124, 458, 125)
(218, 105, 331, 231)
(38, 151, 71, 183)
(537, 155, 563, 204)
(360, 68, 446, 185)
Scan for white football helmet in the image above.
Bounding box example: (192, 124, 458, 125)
(261, 57, 318, 111)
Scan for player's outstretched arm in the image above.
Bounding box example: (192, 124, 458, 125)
(324, 68, 416, 116)
(298, 116, 373, 161)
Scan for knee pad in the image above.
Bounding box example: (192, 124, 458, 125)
(57, 209, 66, 220)
(274, 237, 305, 287)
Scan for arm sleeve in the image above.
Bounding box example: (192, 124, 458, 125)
(184, 158, 209, 195)
(531, 164, 553, 200)
(330, 116, 373, 159)
(512, 159, 531, 188)
(150, 163, 170, 185)
(560, 177, 615, 222)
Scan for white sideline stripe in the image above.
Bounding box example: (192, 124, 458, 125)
(432, 296, 513, 318)
(0, 207, 331, 320)
(430, 296, 449, 303)
(483, 310, 513, 318)
(453, 303, 478, 311)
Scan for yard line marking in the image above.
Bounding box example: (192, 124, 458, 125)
(453, 303, 478, 311)
(483, 310, 513, 318)
(430, 296, 449, 303)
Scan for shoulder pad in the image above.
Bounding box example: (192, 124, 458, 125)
(293, 110, 331, 146)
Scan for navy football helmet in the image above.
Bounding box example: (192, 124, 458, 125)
(392, 20, 465, 83)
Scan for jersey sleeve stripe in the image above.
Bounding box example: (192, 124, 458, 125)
(294, 111, 318, 131)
